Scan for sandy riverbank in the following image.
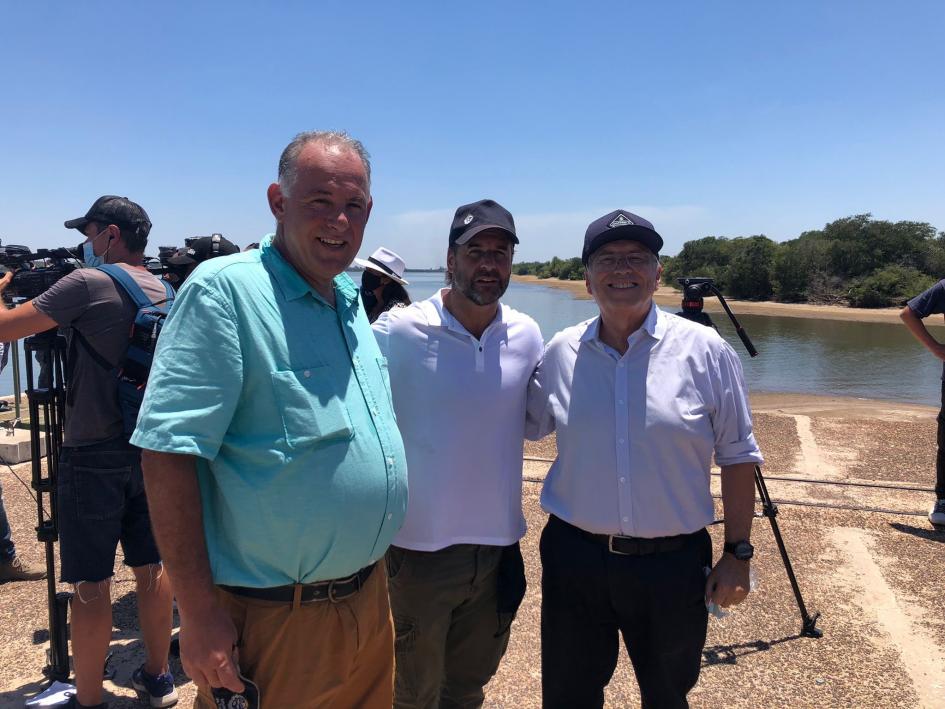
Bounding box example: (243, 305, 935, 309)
(512, 275, 937, 326)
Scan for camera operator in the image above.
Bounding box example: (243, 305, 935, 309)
(0, 196, 176, 709)
(163, 234, 239, 289)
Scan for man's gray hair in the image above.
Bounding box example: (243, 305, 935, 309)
(277, 130, 372, 197)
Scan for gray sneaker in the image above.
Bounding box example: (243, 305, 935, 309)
(929, 499, 945, 526)
(0, 556, 46, 582)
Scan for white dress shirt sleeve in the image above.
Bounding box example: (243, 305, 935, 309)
(525, 349, 557, 441)
(711, 340, 764, 467)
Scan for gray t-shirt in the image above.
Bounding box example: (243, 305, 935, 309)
(33, 265, 169, 446)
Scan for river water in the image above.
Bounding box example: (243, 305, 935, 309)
(403, 272, 941, 407)
(1, 270, 939, 406)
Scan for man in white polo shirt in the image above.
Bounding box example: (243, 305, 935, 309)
(372, 199, 543, 708)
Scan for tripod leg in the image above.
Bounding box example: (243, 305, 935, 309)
(755, 465, 822, 638)
(27, 334, 74, 681)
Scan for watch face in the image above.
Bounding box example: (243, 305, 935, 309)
(726, 540, 754, 560)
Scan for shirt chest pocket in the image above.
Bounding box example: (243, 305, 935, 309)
(271, 366, 354, 449)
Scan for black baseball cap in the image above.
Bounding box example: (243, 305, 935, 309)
(167, 234, 239, 266)
(582, 210, 663, 264)
(64, 195, 152, 236)
(449, 199, 518, 246)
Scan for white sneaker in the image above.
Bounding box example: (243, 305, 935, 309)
(929, 499, 945, 526)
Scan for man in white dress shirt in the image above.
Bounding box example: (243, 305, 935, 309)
(373, 199, 543, 708)
(526, 210, 763, 709)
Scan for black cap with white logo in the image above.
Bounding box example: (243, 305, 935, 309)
(449, 199, 518, 246)
(582, 210, 663, 264)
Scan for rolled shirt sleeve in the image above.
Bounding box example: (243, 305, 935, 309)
(711, 341, 764, 468)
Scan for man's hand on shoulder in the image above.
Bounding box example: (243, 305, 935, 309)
(179, 602, 245, 693)
(705, 553, 751, 608)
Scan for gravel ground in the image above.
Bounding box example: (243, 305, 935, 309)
(2, 393, 943, 708)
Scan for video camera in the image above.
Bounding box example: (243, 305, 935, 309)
(145, 243, 193, 283)
(147, 234, 230, 287)
(0, 241, 82, 304)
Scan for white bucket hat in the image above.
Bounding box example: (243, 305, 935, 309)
(353, 247, 409, 285)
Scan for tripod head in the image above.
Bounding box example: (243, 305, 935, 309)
(675, 277, 758, 357)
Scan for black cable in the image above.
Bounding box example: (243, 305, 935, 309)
(4, 461, 45, 514)
(523, 456, 935, 493)
(522, 476, 931, 517)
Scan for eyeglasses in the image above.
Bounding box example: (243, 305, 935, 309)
(590, 253, 655, 270)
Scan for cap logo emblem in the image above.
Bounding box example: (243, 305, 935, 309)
(463, 214, 474, 225)
(609, 213, 634, 228)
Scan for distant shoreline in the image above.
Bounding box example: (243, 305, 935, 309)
(511, 275, 935, 326)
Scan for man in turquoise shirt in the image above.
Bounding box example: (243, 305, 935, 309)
(133, 131, 407, 708)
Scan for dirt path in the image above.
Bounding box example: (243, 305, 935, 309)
(830, 527, 945, 709)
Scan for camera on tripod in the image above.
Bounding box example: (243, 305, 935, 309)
(148, 234, 236, 288)
(0, 241, 82, 304)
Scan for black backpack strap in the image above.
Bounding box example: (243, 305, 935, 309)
(65, 328, 116, 406)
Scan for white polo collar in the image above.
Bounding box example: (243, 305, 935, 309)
(422, 288, 507, 339)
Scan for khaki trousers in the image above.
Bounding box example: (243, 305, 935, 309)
(194, 564, 393, 709)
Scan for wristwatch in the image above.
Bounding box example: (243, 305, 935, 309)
(723, 540, 754, 561)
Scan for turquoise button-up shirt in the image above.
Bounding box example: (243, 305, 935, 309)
(131, 234, 407, 587)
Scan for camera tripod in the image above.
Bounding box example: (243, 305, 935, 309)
(23, 329, 73, 682)
(677, 277, 822, 639)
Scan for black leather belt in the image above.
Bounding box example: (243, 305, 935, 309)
(220, 562, 375, 604)
(553, 515, 693, 556)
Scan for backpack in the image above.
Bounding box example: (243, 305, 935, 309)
(68, 265, 175, 437)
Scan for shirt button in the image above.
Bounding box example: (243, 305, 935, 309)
(618, 438, 625, 444)
(387, 513, 393, 520)
(372, 408, 379, 416)
(618, 399, 624, 405)
(303, 370, 311, 378)
(386, 457, 394, 466)
(618, 362, 625, 368)
(619, 477, 626, 484)
(622, 516, 629, 523)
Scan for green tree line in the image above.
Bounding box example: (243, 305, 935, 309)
(514, 256, 585, 281)
(513, 214, 945, 308)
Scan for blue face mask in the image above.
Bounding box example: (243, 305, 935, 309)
(82, 229, 109, 267)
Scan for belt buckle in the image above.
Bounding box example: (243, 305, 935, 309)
(327, 572, 359, 603)
(607, 535, 629, 555)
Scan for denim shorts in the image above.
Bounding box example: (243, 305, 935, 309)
(57, 437, 161, 583)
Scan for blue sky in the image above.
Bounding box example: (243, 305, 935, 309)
(2, 2, 943, 268)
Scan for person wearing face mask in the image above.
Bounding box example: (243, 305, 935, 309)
(0, 196, 177, 709)
(353, 247, 411, 323)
